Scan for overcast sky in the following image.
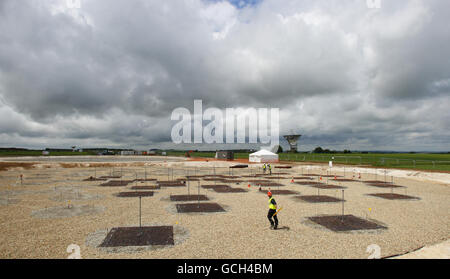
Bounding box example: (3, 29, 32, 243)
(0, 0, 449, 151)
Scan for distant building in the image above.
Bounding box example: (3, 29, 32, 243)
(215, 151, 234, 160)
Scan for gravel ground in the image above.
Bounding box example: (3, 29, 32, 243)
(0, 159, 449, 259)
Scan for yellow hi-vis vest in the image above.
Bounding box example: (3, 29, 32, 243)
(269, 197, 276, 210)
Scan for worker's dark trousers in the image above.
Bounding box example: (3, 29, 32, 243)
(267, 209, 278, 228)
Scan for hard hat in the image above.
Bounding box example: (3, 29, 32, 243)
(267, 191, 272, 197)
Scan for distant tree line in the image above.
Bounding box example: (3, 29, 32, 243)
(312, 147, 352, 154)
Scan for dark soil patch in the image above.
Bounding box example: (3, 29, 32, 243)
(158, 180, 185, 184)
(170, 195, 209, 201)
(212, 186, 248, 193)
(295, 195, 344, 203)
(308, 215, 387, 232)
(158, 181, 185, 187)
(186, 175, 207, 178)
(366, 182, 404, 188)
(293, 177, 314, 180)
(177, 178, 200, 181)
(363, 180, 387, 183)
(130, 185, 160, 190)
(201, 184, 230, 189)
(275, 166, 292, 169)
(311, 184, 346, 189)
(134, 178, 157, 182)
(230, 165, 248, 168)
(100, 226, 174, 247)
(99, 175, 122, 179)
(255, 183, 284, 187)
(83, 177, 107, 181)
(100, 180, 132, 187)
(176, 203, 225, 213)
(116, 191, 154, 197)
(368, 193, 419, 200)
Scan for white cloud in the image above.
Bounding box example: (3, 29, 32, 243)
(0, 0, 448, 151)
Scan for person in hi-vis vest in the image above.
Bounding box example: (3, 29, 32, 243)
(267, 191, 278, 230)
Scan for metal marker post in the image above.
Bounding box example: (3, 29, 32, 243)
(139, 196, 142, 227)
(187, 170, 190, 196)
(341, 190, 345, 221)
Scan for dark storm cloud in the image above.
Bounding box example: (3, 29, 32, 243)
(0, 0, 449, 151)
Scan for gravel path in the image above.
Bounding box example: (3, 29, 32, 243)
(0, 160, 449, 259)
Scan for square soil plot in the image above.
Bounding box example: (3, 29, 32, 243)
(99, 176, 122, 179)
(201, 184, 230, 189)
(294, 181, 324, 186)
(308, 215, 387, 232)
(134, 178, 157, 182)
(311, 184, 346, 190)
(158, 181, 185, 187)
(230, 165, 248, 168)
(100, 226, 174, 247)
(366, 182, 404, 188)
(170, 195, 209, 201)
(100, 180, 132, 187)
(83, 177, 107, 181)
(260, 190, 298, 195)
(130, 185, 160, 190)
(295, 195, 344, 203)
(176, 203, 225, 213)
(213, 186, 248, 193)
(116, 191, 154, 197)
(177, 178, 200, 181)
(368, 193, 419, 200)
(255, 183, 285, 187)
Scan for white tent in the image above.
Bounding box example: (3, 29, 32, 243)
(249, 149, 279, 163)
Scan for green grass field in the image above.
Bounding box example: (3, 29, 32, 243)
(166, 151, 450, 171)
(1, 149, 449, 171)
(0, 150, 97, 157)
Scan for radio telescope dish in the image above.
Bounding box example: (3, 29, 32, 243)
(283, 135, 301, 152)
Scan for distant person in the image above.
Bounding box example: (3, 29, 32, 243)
(268, 164, 272, 175)
(267, 191, 278, 230)
(262, 163, 267, 174)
